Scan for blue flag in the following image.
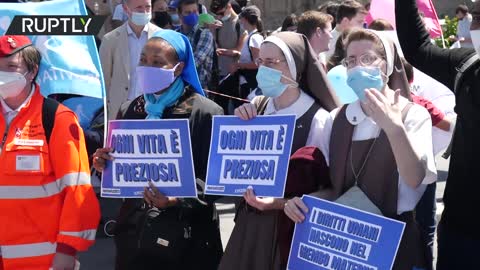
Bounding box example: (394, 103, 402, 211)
(0, 0, 105, 100)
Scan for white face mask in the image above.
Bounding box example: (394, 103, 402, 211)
(131, 12, 152, 26)
(471, 29, 480, 56)
(0, 71, 28, 99)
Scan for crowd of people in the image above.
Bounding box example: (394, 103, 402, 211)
(0, 0, 479, 269)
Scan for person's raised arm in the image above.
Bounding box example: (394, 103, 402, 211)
(395, 0, 474, 91)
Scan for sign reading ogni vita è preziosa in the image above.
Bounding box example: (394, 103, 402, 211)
(101, 119, 197, 198)
(205, 115, 296, 197)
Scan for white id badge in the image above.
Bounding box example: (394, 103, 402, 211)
(13, 139, 44, 146)
(16, 155, 41, 171)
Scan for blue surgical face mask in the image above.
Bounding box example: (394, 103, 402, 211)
(170, 13, 180, 23)
(256, 65, 298, 98)
(183, 13, 199, 27)
(346, 66, 385, 101)
(131, 11, 152, 26)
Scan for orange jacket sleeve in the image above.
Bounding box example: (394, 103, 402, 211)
(49, 106, 101, 252)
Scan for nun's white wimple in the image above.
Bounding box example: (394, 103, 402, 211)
(263, 36, 297, 79)
(368, 30, 394, 76)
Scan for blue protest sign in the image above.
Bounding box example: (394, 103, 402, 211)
(205, 115, 296, 197)
(101, 120, 197, 198)
(0, 0, 105, 100)
(288, 195, 405, 270)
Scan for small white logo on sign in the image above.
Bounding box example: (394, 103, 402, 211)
(16, 155, 41, 171)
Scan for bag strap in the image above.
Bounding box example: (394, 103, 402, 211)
(193, 28, 203, 52)
(42, 98, 60, 145)
(443, 53, 479, 159)
(235, 20, 241, 40)
(247, 32, 260, 62)
(255, 96, 270, 115)
(401, 102, 414, 122)
(453, 53, 479, 94)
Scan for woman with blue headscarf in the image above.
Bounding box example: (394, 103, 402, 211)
(93, 30, 224, 270)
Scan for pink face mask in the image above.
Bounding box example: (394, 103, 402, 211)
(136, 64, 180, 95)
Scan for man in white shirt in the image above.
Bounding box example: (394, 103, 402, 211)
(450, 4, 474, 48)
(324, 0, 367, 59)
(99, 0, 160, 120)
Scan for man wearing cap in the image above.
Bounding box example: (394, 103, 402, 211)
(167, 0, 182, 30)
(99, 0, 160, 120)
(0, 35, 100, 270)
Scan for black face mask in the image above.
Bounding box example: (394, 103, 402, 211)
(153, 11, 172, 28)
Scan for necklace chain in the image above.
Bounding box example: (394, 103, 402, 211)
(350, 136, 378, 185)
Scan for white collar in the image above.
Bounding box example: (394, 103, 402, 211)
(263, 91, 314, 119)
(1, 85, 35, 114)
(345, 100, 367, 125)
(126, 22, 149, 36)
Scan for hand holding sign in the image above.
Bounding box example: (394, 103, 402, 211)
(92, 147, 114, 172)
(244, 186, 278, 211)
(234, 103, 258, 120)
(143, 181, 178, 209)
(284, 196, 309, 223)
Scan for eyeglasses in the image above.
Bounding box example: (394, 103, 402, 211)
(342, 52, 383, 69)
(255, 58, 286, 67)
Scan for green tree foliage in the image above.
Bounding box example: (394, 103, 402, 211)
(435, 16, 458, 48)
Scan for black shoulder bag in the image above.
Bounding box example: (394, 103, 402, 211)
(137, 205, 192, 263)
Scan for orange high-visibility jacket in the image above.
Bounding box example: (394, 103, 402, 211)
(0, 86, 101, 270)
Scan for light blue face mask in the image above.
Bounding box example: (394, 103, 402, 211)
(346, 66, 385, 101)
(170, 13, 180, 23)
(256, 65, 298, 98)
(131, 12, 152, 26)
